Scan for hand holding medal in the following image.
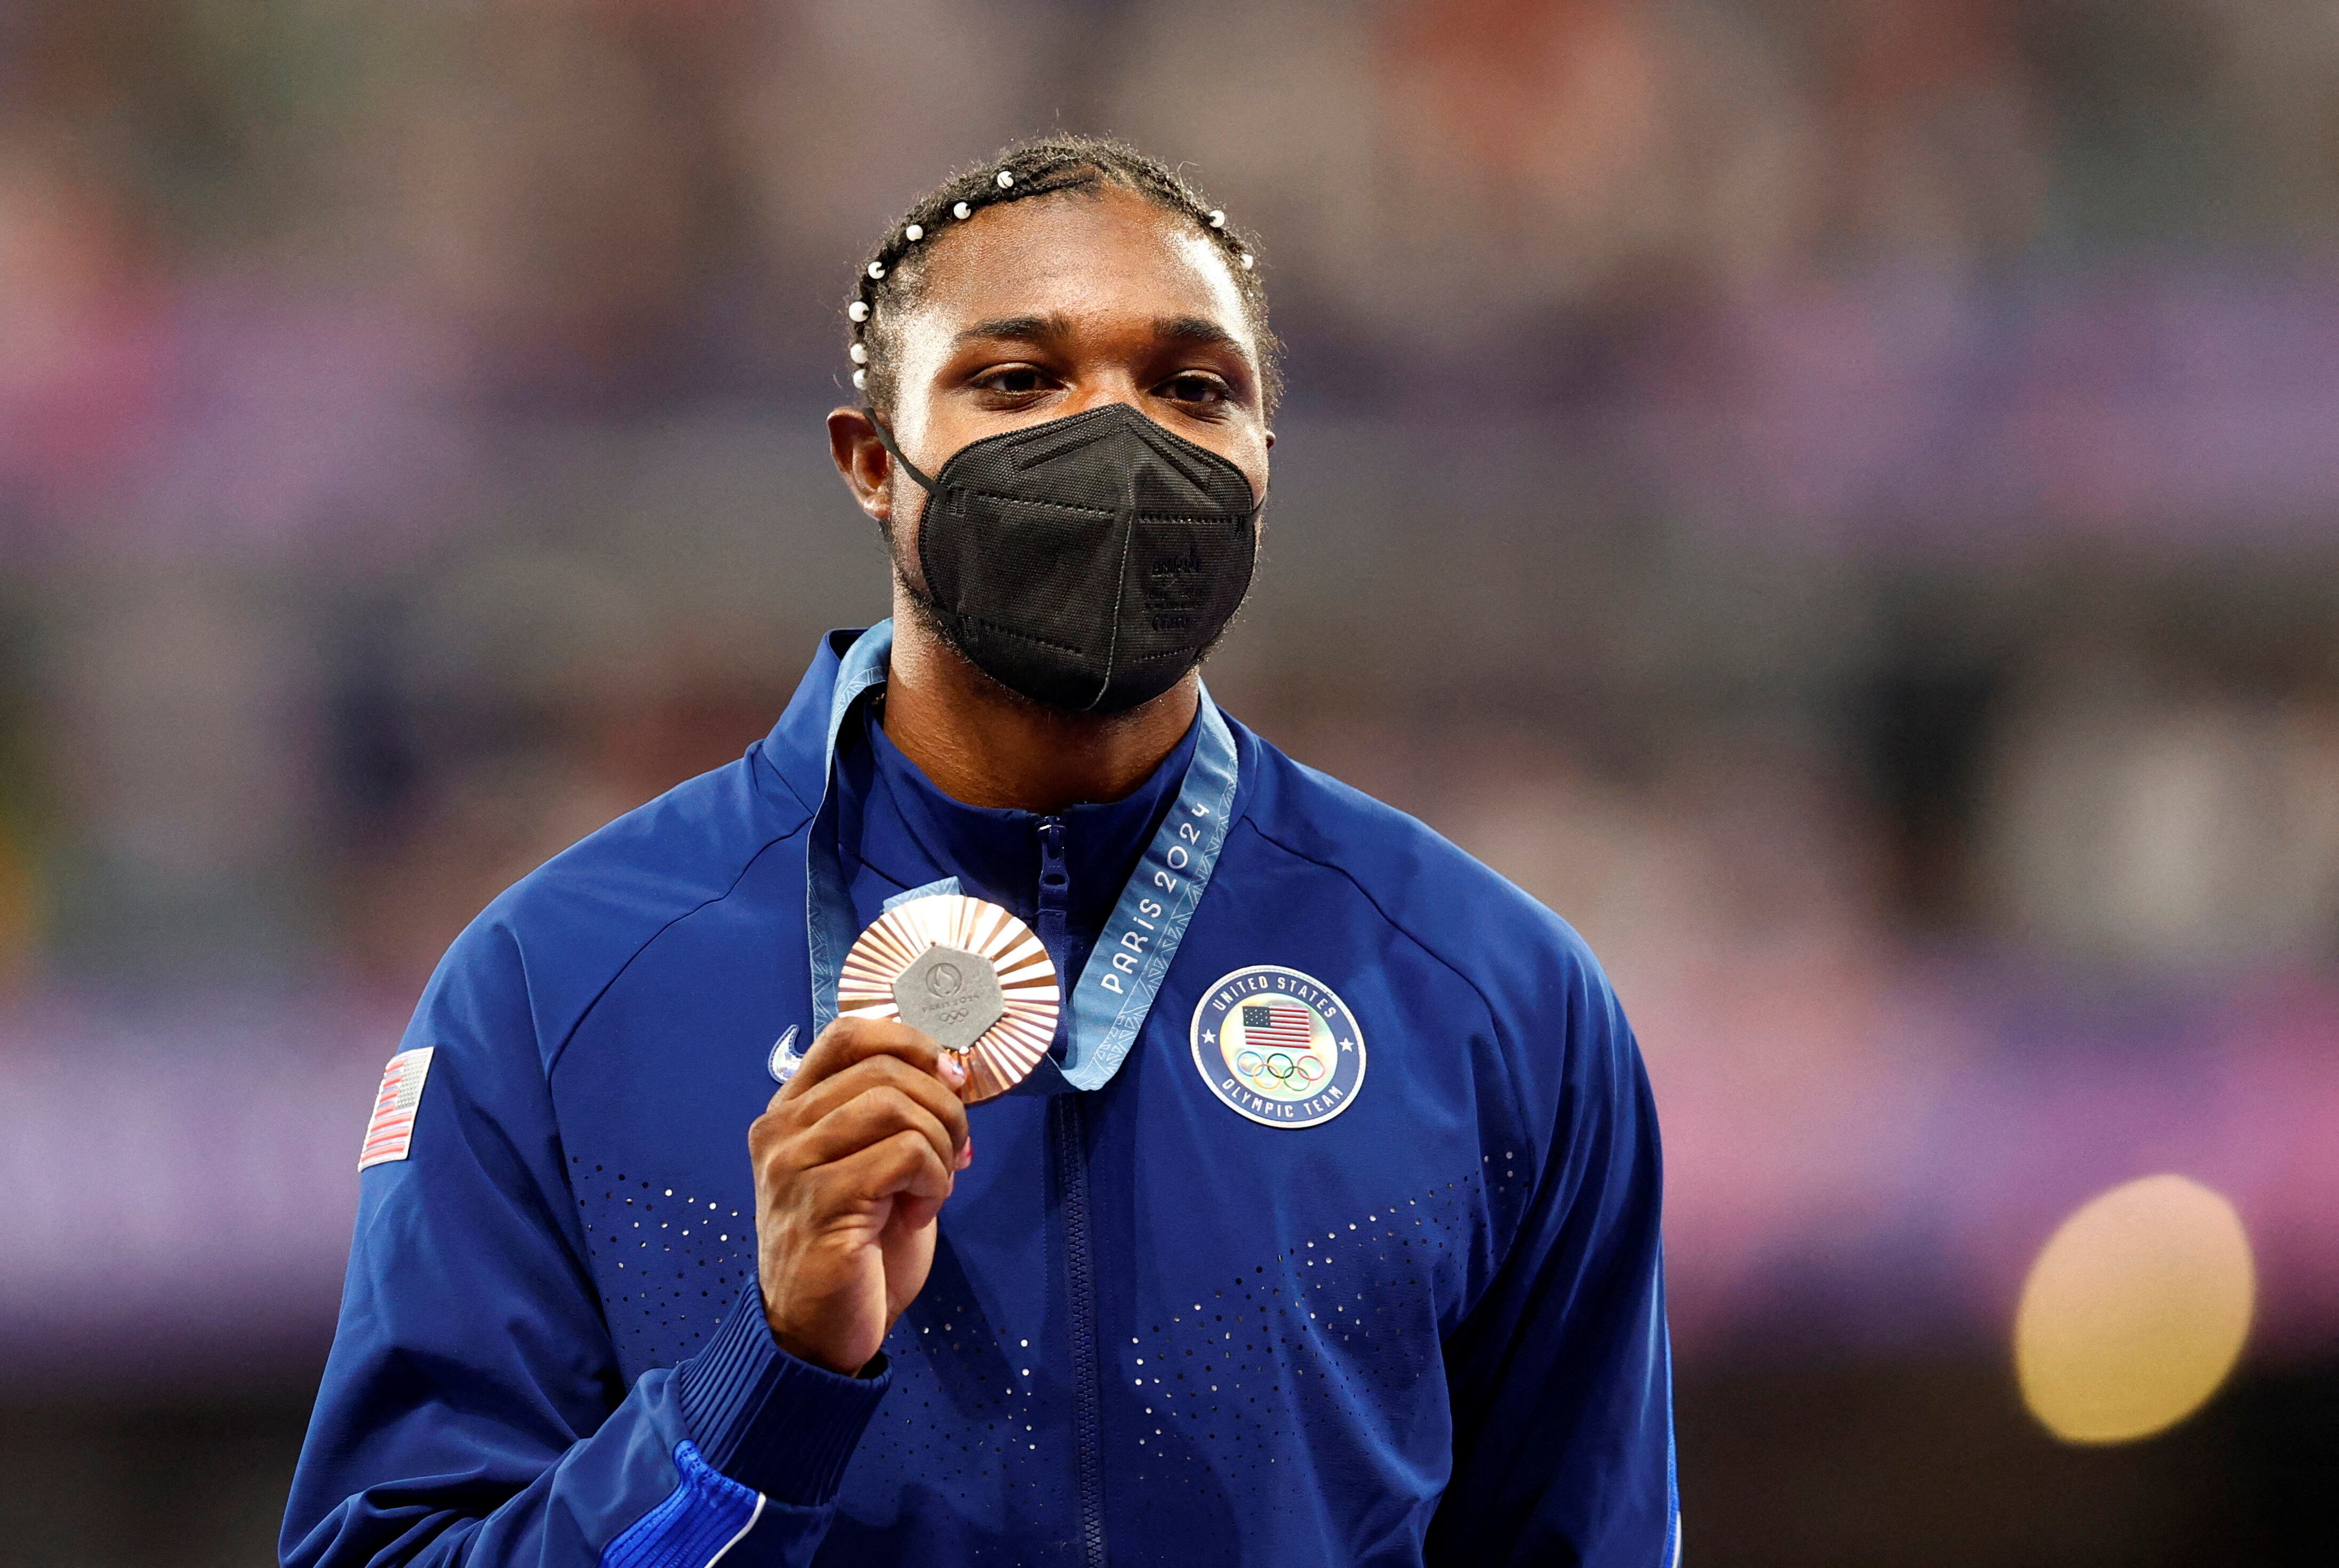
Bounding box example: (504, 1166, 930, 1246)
(748, 894, 1058, 1375)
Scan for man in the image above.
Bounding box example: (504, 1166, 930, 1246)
(284, 134, 1677, 1568)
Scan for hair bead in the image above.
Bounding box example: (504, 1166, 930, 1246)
(849, 137, 1279, 413)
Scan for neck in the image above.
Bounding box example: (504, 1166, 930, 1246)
(879, 595, 1198, 813)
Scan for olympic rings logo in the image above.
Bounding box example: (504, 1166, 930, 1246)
(1232, 1047, 1327, 1095)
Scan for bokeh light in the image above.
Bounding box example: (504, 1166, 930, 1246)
(2015, 1175, 2255, 1445)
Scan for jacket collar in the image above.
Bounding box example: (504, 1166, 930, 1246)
(755, 627, 861, 819)
(855, 700, 1197, 924)
(755, 628, 1202, 924)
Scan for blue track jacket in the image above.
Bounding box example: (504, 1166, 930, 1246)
(284, 630, 1677, 1567)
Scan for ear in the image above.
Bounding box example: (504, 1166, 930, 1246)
(827, 406, 894, 524)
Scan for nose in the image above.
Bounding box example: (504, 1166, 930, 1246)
(1059, 373, 1148, 421)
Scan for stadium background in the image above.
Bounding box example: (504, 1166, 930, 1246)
(3, 2, 2335, 1561)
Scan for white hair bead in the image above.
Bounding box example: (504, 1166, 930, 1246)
(852, 367, 868, 389)
(1208, 210, 1226, 229)
(848, 300, 870, 323)
(867, 261, 885, 279)
(1239, 252, 1254, 270)
(849, 342, 868, 365)
(904, 223, 923, 242)
(996, 169, 1014, 188)
(953, 201, 972, 220)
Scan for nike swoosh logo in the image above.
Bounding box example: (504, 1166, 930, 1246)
(767, 1026, 802, 1084)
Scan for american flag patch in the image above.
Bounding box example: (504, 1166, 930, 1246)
(1242, 1002, 1315, 1050)
(358, 1047, 435, 1171)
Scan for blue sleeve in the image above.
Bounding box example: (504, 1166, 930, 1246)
(281, 914, 889, 1568)
(1429, 957, 1679, 1567)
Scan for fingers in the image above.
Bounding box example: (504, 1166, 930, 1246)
(810, 1127, 955, 1209)
(778, 1015, 965, 1103)
(749, 1019, 975, 1215)
(783, 1052, 970, 1161)
(792, 1083, 960, 1177)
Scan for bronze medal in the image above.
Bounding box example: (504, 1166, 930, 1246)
(836, 893, 1060, 1102)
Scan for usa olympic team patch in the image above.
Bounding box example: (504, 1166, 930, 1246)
(1190, 966, 1365, 1128)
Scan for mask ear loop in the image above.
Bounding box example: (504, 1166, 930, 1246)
(866, 415, 941, 494)
(866, 413, 958, 635)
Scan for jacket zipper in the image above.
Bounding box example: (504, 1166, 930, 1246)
(1037, 818, 1108, 1567)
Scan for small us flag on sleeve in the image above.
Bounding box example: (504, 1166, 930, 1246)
(359, 1047, 435, 1171)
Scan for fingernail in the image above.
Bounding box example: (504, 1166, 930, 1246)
(956, 1133, 974, 1170)
(937, 1052, 967, 1087)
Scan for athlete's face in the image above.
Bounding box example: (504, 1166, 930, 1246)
(827, 186, 1272, 565)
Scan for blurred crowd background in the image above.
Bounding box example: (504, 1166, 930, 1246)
(4, 1, 2337, 1563)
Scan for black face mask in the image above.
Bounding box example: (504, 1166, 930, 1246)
(872, 403, 1261, 714)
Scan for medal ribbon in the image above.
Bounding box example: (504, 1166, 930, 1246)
(805, 621, 1240, 1092)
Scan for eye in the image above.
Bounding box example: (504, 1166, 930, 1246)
(1157, 372, 1230, 406)
(971, 364, 1054, 396)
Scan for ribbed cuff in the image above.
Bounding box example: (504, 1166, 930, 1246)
(672, 1282, 890, 1506)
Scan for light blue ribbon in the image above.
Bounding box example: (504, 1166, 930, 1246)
(804, 622, 898, 1041)
(803, 621, 1238, 1092)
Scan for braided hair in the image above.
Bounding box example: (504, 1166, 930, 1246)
(846, 134, 1279, 417)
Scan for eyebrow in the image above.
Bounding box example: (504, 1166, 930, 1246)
(1155, 315, 1247, 359)
(955, 314, 1064, 347)
(952, 312, 1253, 365)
